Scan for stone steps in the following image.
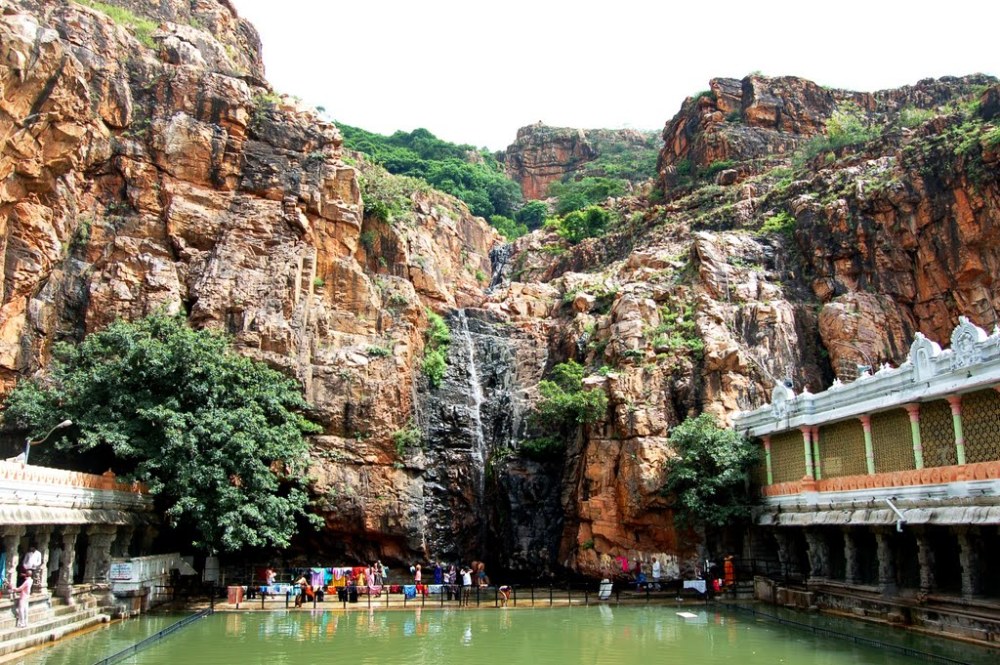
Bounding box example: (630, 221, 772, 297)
(0, 592, 107, 657)
(0, 610, 110, 657)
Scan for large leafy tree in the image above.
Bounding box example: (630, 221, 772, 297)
(3, 314, 321, 553)
(662, 413, 760, 528)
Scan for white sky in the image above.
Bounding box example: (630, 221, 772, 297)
(230, 0, 998, 151)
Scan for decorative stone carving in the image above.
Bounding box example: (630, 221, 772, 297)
(874, 528, 897, 594)
(34, 526, 53, 592)
(771, 382, 794, 420)
(908, 333, 941, 382)
(56, 526, 80, 603)
(842, 528, 860, 584)
(2, 526, 26, 588)
(955, 526, 982, 598)
(950, 317, 987, 371)
(84, 525, 117, 584)
(805, 530, 830, 579)
(913, 527, 935, 593)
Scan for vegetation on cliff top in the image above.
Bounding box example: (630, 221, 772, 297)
(3, 315, 321, 553)
(339, 124, 523, 228)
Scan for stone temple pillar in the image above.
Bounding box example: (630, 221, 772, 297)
(2, 526, 26, 588)
(955, 526, 982, 598)
(874, 527, 897, 594)
(773, 529, 794, 578)
(34, 526, 53, 593)
(112, 525, 134, 558)
(56, 526, 80, 603)
(914, 526, 935, 593)
(805, 529, 830, 580)
(842, 528, 861, 585)
(84, 525, 117, 584)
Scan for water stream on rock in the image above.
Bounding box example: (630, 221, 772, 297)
(455, 308, 487, 497)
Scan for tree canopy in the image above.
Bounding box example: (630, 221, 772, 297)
(3, 314, 321, 553)
(338, 123, 523, 221)
(662, 413, 760, 528)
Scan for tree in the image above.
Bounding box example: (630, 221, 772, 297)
(661, 413, 760, 528)
(522, 360, 608, 461)
(548, 206, 612, 244)
(515, 200, 549, 229)
(2, 314, 321, 553)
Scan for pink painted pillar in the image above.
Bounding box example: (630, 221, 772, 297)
(946, 395, 967, 466)
(859, 414, 875, 475)
(762, 435, 773, 485)
(811, 426, 822, 480)
(800, 427, 814, 480)
(904, 403, 924, 470)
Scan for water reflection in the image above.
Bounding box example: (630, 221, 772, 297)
(13, 606, 1000, 665)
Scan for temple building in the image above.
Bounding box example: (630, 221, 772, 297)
(0, 460, 154, 655)
(735, 317, 1000, 642)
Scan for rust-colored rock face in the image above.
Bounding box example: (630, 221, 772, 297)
(502, 123, 653, 200)
(0, 0, 500, 562)
(503, 123, 597, 200)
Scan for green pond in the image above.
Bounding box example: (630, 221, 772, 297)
(12, 605, 998, 665)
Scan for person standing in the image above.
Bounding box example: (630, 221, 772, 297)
(724, 555, 735, 590)
(433, 561, 443, 586)
(652, 558, 661, 589)
(14, 569, 32, 627)
(413, 564, 422, 585)
(23, 546, 42, 589)
(461, 566, 473, 606)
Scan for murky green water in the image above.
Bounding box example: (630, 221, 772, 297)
(12, 606, 997, 665)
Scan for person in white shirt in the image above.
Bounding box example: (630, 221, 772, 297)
(23, 546, 42, 588)
(461, 567, 473, 606)
(652, 558, 662, 589)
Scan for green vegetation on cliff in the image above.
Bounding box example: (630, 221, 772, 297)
(3, 314, 321, 553)
(422, 309, 451, 389)
(522, 360, 608, 460)
(339, 124, 523, 227)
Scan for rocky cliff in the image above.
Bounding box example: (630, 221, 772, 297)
(3, 1, 999, 581)
(502, 123, 656, 200)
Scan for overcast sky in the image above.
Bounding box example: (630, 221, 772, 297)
(230, 0, 998, 151)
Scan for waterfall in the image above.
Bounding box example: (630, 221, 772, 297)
(488, 243, 512, 291)
(455, 309, 487, 493)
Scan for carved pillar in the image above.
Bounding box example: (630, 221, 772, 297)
(34, 526, 53, 593)
(874, 528, 897, 594)
(946, 395, 967, 466)
(811, 426, 822, 480)
(774, 530, 794, 577)
(56, 526, 80, 603)
(112, 525, 134, 558)
(955, 526, 982, 598)
(842, 528, 861, 585)
(914, 526, 935, 593)
(859, 415, 875, 475)
(805, 529, 830, 580)
(762, 436, 773, 485)
(2, 526, 26, 588)
(800, 427, 814, 480)
(903, 403, 924, 470)
(84, 525, 117, 584)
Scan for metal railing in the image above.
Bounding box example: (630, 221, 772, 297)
(91, 608, 214, 665)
